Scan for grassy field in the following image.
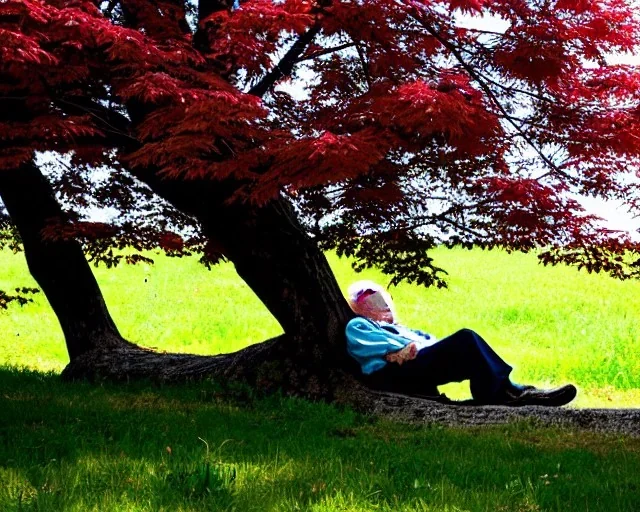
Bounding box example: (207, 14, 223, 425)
(1, 247, 639, 406)
(1, 247, 640, 511)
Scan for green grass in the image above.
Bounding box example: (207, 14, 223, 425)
(1, 247, 640, 511)
(1, 246, 639, 407)
(1, 368, 639, 512)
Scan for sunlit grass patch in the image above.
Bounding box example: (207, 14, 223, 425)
(1, 246, 639, 407)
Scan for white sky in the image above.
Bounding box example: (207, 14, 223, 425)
(581, 31, 640, 239)
(577, 196, 640, 240)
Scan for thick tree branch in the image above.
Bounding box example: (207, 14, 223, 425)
(62, 335, 285, 383)
(248, 24, 321, 97)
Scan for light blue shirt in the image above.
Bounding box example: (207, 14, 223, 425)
(345, 317, 437, 375)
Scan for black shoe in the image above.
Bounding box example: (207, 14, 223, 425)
(514, 383, 537, 392)
(491, 381, 535, 400)
(504, 384, 577, 407)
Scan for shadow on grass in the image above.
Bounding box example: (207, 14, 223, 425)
(1, 366, 639, 512)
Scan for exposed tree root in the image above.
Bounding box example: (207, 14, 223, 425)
(61, 336, 284, 384)
(350, 388, 640, 437)
(62, 342, 640, 437)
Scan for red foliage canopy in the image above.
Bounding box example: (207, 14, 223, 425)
(1, 0, 640, 285)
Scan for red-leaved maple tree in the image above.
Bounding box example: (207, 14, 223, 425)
(1, 0, 639, 402)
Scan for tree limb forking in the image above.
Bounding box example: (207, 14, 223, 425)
(354, 41, 372, 92)
(471, 65, 554, 105)
(248, 24, 322, 97)
(55, 97, 138, 147)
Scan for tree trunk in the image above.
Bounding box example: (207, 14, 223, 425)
(149, 178, 353, 343)
(109, 0, 357, 395)
(0, 161, 358, 398)
(0, 161, 131, 360)
(137, 175, 359, 397)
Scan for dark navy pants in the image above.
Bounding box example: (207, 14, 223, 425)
(363, 328, 513, 401)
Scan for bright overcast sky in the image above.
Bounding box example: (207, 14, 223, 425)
(589, 44, 640, 239)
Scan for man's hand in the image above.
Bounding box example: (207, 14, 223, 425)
(385, 343, 418, 365)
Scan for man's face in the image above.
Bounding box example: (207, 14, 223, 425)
(375, 308, 395, 323)
(356, 290, 395, 323)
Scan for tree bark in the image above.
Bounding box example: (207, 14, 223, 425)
(148, 178, 353, 342)
(107, 0, 358, 395)
(0, 161, 358, 398)
(61, 334, 284, 384)
(138, 175, 359, 397)
(1, 0, 356, 396)
(0, 161, 131, 360)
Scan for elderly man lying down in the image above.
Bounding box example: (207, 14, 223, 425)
(345, 280, 577, 407)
